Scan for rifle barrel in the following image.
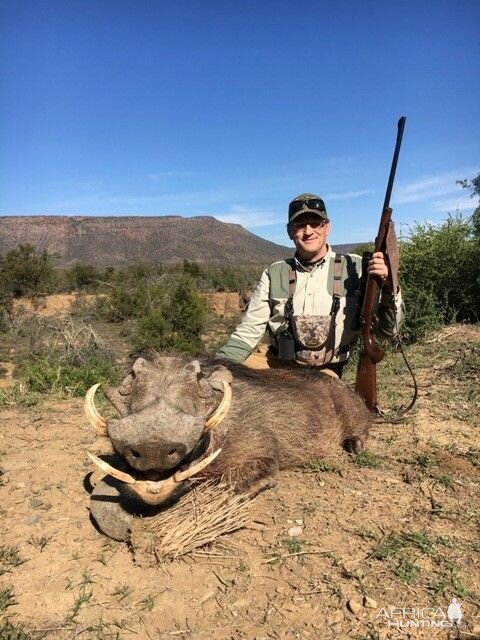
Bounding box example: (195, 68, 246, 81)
(383, 116, 406, 211)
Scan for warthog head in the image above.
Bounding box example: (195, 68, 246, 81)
(85, 355, 232, 504)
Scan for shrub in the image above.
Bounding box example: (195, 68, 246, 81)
(132, 274, 207, 354)
(0, 244, 56, 297)
(399, 213, 479, 342)
(103, 286, 148, 322)
(64, 263, 102, 291)
(24, 350, 115, 396)
(11, 317, 119, 396)
(113, 263, 164, 288)
(399, 287, 443, 344)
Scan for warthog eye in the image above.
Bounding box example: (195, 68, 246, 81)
(130, 449, 140, 459)
(167, 448, 177, 456)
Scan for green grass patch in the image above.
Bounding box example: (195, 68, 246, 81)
(0, 587, 17, 612)
(0, 621, 34, 640)
(64, 586, 93, 625)
(353, 450, 384, 469)
(432, 474, 454, 489)
(283, 537, 303, 554)
(0, 546, 24, 575)
(465, 447, 480, 467)
(27, 535, 52, 552)
(410, 452, 437, 471)
(302, 459, 341, 474)
(393, 557, 421, 584)
(427, 559, 472, 601)
(24, 351, 118, 397)
(8, 317, 120, 397)
(0, 385, 39, 409)
(371, 532, 436, 561)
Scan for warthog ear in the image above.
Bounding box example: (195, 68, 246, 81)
(184, 360, 202, 376)
(132, 357, 147, 375)
(207, 365, 233, 391)
(184, 360, 213, 398)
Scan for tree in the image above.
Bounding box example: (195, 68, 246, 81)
(0, 244, 55, 297)
(457, 172, 480, 238)
(65, 263, 101, 291)
(132, 273, 207, 354)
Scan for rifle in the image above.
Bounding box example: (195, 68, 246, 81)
(355, 117, 406, 413)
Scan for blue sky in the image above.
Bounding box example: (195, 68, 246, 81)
(1, 0, 478, 247)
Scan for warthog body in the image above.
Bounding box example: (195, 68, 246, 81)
(88, 355, 370, 540)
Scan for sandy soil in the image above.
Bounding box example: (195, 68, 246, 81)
(1, 326, 479, 640)
(12, 292, 242, 320)
(12, 294, 102, 318)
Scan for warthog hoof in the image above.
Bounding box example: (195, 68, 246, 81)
(343, 436, 365, 455)
(90, 477, 136, 541)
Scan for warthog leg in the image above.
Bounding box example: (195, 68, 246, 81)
(343, 436, 365, 455)
(90, 476, 134, 541)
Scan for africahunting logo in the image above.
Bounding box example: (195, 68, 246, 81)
(376, 598, 463, 629)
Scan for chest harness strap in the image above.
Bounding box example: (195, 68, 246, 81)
(284, 255, 343, 365)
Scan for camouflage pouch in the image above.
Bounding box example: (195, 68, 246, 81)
(290, 314, 333, 349)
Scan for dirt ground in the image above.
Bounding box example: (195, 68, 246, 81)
(11, 292, 242, 320)
(1, 324, 479, 640)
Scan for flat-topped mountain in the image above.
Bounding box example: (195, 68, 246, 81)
(0, 215, 294, 267)
(0, 215, 363, 266)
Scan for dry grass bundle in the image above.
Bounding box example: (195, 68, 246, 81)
(130, 481, 252, 564)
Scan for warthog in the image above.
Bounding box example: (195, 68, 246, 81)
(85, 354, 371, 540)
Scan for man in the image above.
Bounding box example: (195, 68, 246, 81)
(217, 193, 404, 377)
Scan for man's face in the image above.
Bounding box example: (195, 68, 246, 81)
(288, 214, 330, 261)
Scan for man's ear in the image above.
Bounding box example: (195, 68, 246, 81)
(286, 223, 294, 240)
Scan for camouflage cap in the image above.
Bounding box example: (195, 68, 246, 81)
(288, 193, 328, 223)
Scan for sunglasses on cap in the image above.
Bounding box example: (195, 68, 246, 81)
(288, 198, 326, 218)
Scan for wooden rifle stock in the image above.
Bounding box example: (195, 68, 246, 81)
(354, 207, 391, 411)
(355, 117, 406, 412)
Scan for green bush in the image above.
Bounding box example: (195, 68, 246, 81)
(0, 244, 56, 298)
(132, 274, 207, 354)
(103, 286, 149, 322)
(399, 287, 443, 343)
(24, 351, 116, 396)
(64, 263, 102, 291)
(399, 212, 479, 342)
(353, 242, 375, 255)
(11, 317, 119, 397)
(0, 385, 39, 409)
(113, 263, 164, 288)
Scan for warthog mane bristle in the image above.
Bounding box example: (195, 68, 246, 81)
(130, 480, 252, 564)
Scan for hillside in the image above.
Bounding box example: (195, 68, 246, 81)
(0, 215, 364, 267)
(0, 215, 293, 267)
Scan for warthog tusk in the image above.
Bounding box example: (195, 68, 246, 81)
(87, 452, 136, 484)
(205, 381, 231, 431)
(84, 384, 108, 436)
(174, 448, 222, 481)
(87, 448, 222, 506)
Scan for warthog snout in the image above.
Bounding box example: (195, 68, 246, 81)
(105, 395, 207, 473)
(122, 440, 187, 471)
